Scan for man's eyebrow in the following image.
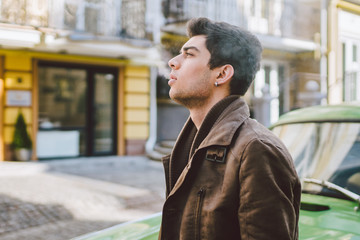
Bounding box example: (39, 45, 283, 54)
(180, 46, 200, 53)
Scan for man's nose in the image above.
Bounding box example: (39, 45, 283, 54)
(168, 56, 179, 69)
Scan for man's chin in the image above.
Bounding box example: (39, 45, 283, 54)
(169, 95, 181, 105)
(169, 89, 177, 101)
(170, 95, 197, 109)
(169, 92, 183, 105)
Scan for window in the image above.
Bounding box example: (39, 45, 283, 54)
(121, 0, 146, 38)
(348, 72, 358, 101)
(264, 65, 271, 85)
(353, 45, 358, 62)
(272, 122, 360, 196)
(64, 3, 77, 29)
(343, 41, 360, 101)
(38, 66, 87, 156)
(61, 0, 121, 37)
(251, 0, 256, 16)
(252, 62, 287, 126)
(278, 65, 285, 115)
(85, 5, 100, 34)
(38, 67, 87, 129)
(261, 0, 269, 19)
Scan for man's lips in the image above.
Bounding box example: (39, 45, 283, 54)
(168, 74, 177, 86)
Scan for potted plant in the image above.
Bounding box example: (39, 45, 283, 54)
(12, 112, 32, 161)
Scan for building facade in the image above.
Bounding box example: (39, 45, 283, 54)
(327, 0, 360, 103)
(0, 0, 162, 161)
(150, 0, 360, 159)
(158, 0, 321, 133)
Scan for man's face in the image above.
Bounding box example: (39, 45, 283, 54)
(168, 35, 217, 108)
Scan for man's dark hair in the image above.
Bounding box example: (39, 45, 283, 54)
(187, 18, 262, 96)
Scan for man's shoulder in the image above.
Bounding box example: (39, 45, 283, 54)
(232, 117, 289, 154)
(237, 117, 275, 140)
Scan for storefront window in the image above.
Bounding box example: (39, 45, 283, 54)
(38, 67, 87, 128)
(38, 67, 87, 157)
(37, 64, 117, 158)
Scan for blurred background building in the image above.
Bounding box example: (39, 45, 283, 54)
(0, 0, 359, 161)
(152, 0, 360, 159)
(0, 0, 163, 161)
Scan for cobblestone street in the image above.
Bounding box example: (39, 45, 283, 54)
(0, 156, 165, 240)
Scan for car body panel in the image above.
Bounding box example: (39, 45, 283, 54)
(270, 103, 360, 129)
(299, 193, 360, 239)
(73, 194, 360, 240)
(72, 213, 162, 240)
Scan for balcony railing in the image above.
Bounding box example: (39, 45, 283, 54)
(163, 0, 321, 41)
(0, 0, 49, 27)
(0, 0, 147, 39)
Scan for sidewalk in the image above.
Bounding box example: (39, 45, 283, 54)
(0, 156, 165, 240)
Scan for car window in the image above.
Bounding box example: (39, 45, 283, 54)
(272, 122, 360, 196)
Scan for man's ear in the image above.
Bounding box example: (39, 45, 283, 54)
(216, 64, 234, 85)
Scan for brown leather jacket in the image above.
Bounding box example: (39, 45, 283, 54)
(160, 98, 301, 240)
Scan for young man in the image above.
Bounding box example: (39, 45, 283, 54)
(160, 18, 301, 240)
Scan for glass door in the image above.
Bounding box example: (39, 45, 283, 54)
(88, 71, 117, 155)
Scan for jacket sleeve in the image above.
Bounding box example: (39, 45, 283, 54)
(237, 138, 300, 240)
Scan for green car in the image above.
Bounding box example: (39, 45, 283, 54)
(73, 103, 360, 240)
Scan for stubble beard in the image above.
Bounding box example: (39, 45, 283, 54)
(169, 72, 212, 109)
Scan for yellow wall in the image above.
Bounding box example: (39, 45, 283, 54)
(123, 66, 150, 140)
(5, 53, 32, 71)
(2, 54, 33, 145)
(0, 49, 151, 160)
(4, 72, 32, 89)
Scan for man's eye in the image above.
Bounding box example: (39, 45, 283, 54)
(185, 52, 193, 57)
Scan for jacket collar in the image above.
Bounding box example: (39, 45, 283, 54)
(172, 96, 249, 155)
(166, 97, 250, 198)
(198, 97, 250, 150)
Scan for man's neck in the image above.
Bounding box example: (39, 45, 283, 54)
(189, 108, 209, 130)
(189, 96, 225, 129)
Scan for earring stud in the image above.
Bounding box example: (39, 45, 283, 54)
(215, 82, 218, 87)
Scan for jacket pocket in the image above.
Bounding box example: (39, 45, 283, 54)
(195, 188, 206, 240)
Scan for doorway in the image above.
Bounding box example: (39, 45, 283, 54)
(37, 62, 118, 158)
(87, 70, 117, 156)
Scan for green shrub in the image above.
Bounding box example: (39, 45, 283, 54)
(12, 112, 32, 149)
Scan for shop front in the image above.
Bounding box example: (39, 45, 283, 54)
(0, 48, 158, 161)
(37, 61, 118, 159)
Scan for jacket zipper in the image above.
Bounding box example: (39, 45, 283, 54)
(195, 188, 206, 240)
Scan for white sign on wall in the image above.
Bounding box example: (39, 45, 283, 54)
(6, 90, 32, 106)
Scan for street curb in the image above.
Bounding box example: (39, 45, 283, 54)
(0, 161, 49, 177)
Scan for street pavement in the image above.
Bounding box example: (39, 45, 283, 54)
(0, 156, 166, 240)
